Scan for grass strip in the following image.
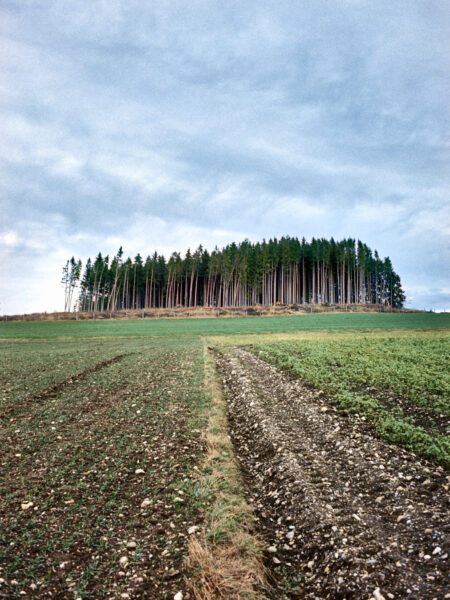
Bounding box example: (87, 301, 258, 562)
(186, 342, 268, 599)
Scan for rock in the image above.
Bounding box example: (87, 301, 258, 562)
(267, 545, 277, 553)
(168, 570, 180, 578)
(272, 557, 281, 564)
(373, 589, 385, 600)
(21, 502, 33, 510)
(432, 546, 441, 555)
(119, 556, 129, 568)
(286, 530, 294, 540)
(135, 469, 145, 475)
(126, 541, 136, 549)
(188, 526, 199, 535)
(174, 592, 183, 600)
(141, 498, 151, 508)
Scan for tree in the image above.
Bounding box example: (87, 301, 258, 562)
(71, 237, 405, 311)
(62, 257, 82, 312)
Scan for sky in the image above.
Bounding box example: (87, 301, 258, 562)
(1, 0, 449, 314)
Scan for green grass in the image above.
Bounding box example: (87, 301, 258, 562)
(248, 335, 450, 468)
(0, 312, 448, 339)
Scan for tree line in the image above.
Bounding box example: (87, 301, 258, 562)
(63, 237, 405, 312)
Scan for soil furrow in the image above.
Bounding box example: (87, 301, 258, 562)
(216, 347, 449, 599)
(1, 353, 128, 420)
(32, 353, 128, 400)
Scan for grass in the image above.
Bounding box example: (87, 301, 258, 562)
(186, 343, 267, 599)
(0, 312, 449, 339)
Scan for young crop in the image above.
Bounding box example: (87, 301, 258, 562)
(2, 314, 449, 598)
(0, 311, 449, 339)
(1, 337, 208, 599)
(250, 335, 449, 468)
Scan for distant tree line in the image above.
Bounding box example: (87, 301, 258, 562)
(63, 237, 405, 311)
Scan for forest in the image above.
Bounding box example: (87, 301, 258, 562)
(62, 237, 405, 312)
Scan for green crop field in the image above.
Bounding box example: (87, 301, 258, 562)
(248, 335, 450, 467)
(1, 336, 210, 599)
(0, 311, 449, 339)
(1, 313, 449, 598)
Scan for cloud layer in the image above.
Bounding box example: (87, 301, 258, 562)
(1, 1, 449, 313)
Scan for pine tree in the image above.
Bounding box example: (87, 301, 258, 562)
(72, 237, 404, 311)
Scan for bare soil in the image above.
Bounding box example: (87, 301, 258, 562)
(216, 348, 449, 599)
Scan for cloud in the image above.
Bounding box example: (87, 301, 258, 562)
(1, 1, 449, 313)
(0, 231, 19, 247)
(268, 196, 327, 220)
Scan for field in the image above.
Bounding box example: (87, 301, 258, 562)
(249, 335, 449, 466)
(1, 313, 449, 599)
(1, 312, 449, 339)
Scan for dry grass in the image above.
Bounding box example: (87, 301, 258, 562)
(1, 303, 414, 321)
(188, 535, 267, 600)
(185, 343, 268, 600)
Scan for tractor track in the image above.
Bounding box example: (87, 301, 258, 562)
(1, 353, 128, 420)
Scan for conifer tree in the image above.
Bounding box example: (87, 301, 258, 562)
(71, 237, 404, 311)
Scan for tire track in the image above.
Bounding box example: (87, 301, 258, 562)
(1, 354, 128, 420)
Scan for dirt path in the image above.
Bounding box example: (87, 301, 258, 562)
(216, 348, 449, 600)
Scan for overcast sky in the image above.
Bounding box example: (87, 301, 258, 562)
(1, 1, 449, 314)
